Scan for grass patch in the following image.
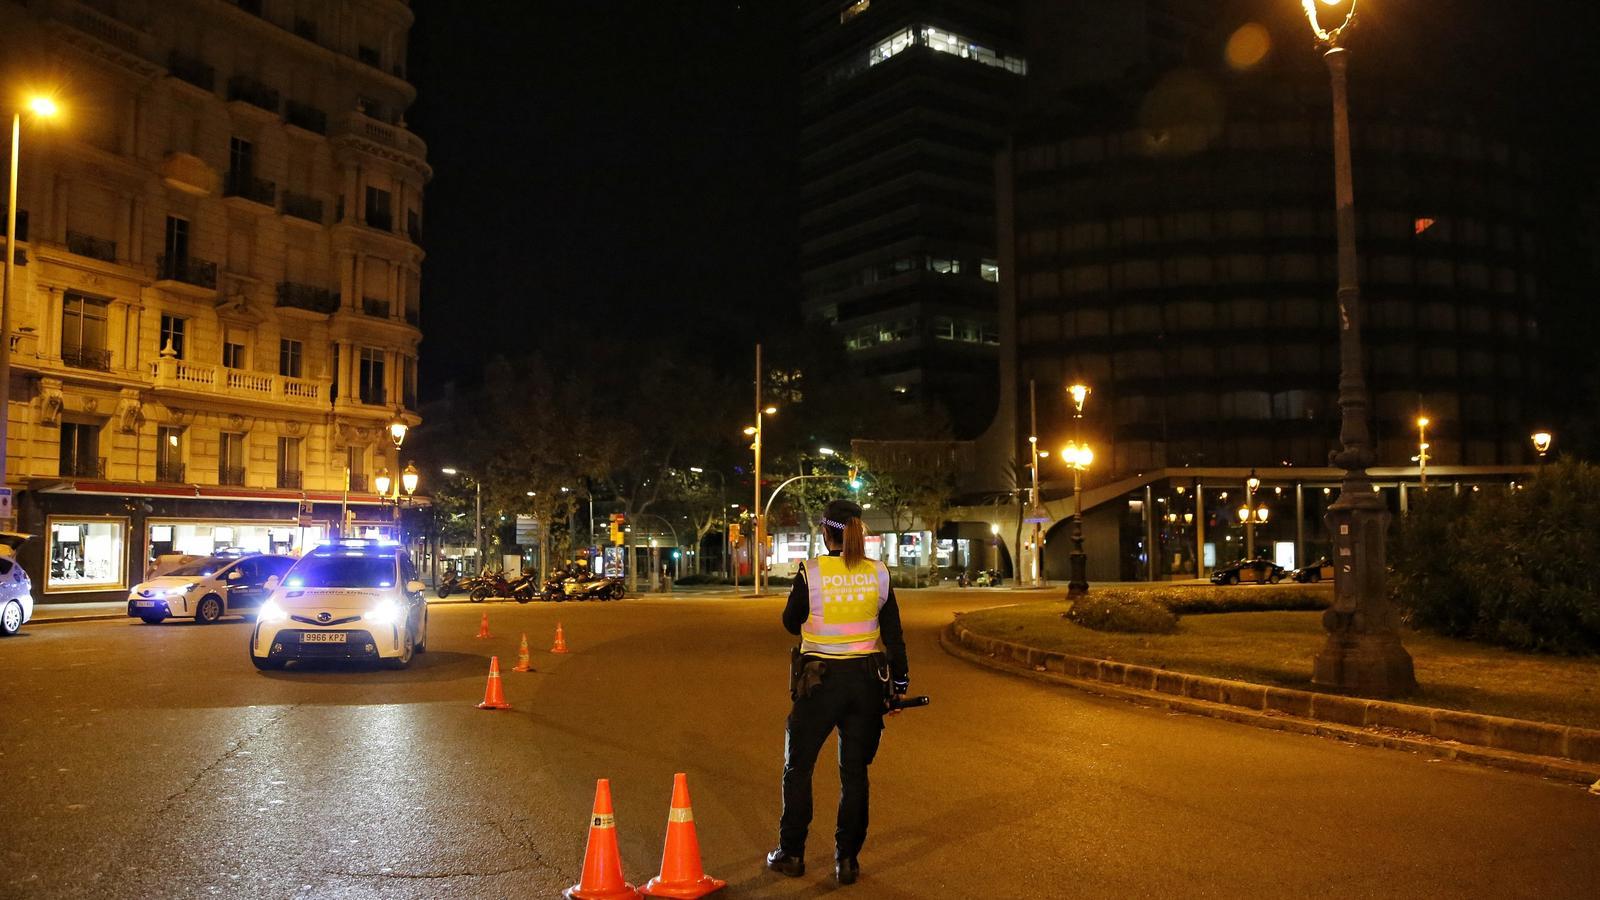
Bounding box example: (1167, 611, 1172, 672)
(958, 601, 1600, 730)
(1096, 584, 1331, 615)
(1064, 593, 1178, 633)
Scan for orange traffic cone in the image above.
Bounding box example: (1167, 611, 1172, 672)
(512, 633, 535, 672)
(552, 622, 570, 654)
(640, 773, 726, 898)
(476, 656, 512, 710)
(476, 611, 492, 639)
(564, 778, 640, 900)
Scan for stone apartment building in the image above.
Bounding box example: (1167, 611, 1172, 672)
(0, 0, 427, 602)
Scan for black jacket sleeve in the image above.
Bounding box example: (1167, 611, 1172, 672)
(782, 567, 809, 635)
(878, 588, 909, 682)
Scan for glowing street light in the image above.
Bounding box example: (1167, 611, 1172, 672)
(0, 93, 62, 505)
(1531, 431, 1553, 460)
(1060, 439, 1093, 596)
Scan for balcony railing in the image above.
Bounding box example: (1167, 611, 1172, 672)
(62, 456, 106, 479)
(70, 6, 141, 53)
(358, 388, 387, 407)
(61, 345, 112, 371)
(285, 100, 327, 135)
(362, 297, 391, 318)
(66, 231, 116, 262)
(168, 52, 215, 92)
(150, 356, 329, 404)
(156, 461, 186, 484)
(227, 75, 279, 113)
(219, 466, 246, 487)
(364, 210, 393, 232)
(338, 111, 428, 161)
(276, 282, 337, 314)
(224, 171, 277, 206)
(277, 470, 302, 489)
(156, 254, 217, 289)
(281, 191, 324, 224)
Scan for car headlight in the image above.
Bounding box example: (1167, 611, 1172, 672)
(257, 599, 288, 624)
(364, 597, 402, 626)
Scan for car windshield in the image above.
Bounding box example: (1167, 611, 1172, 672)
(167, 559, 228, 577)
(286, 556, 397, 589)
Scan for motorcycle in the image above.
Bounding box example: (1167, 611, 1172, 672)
(510, 570, 546, 603)
(540, 572, 626, 602)
(467, 571, 512, 602)
(436, 572, 461, 598)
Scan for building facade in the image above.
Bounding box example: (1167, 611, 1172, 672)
(976, 75, 1545, 582)
(0, 0, 427, 601)
(799, 0, 1027, 436)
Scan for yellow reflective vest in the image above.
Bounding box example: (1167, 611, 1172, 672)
(800, 555, 891, 657)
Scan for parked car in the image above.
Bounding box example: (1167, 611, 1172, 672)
(127, 554, 296, 625)
(0, 532, 35, 636)
(1210, 556, 1286, 585)
(249, 539, 428, 671)
(1289, 556, 1335, 583)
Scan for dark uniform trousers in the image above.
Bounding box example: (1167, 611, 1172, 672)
(779, 655, 884, 859)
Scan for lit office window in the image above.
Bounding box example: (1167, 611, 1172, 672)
(980, 260, 999, 283)
(929, 258, 960, 274)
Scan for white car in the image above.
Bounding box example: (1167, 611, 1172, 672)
(0, 532, 35, 636)
(127, 554, 296, 625)
(249, 540, 428, 671)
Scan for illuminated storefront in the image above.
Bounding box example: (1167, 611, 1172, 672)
(45, 516, 128, 593)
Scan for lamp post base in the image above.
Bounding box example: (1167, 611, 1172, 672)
(1312, 626, 1416, 698)
(1066, 550, 1088, 598)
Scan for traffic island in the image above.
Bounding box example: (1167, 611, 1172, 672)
(941, 607, 1600, 786)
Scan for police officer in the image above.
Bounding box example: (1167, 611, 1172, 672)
(767, 498, 908, 886)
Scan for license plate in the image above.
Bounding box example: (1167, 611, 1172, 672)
(301, 632, 347, 643)
(133, 600, 155, 608)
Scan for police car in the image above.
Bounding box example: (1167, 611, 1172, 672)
(127, 553, 296, 625)
(0, 532, 35, 636)
(249, 540, 428, 671)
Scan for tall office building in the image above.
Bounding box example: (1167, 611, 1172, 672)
(0, 0, 427, 603)
(798, 0, 1027, 436)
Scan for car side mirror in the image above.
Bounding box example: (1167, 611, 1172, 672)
(406, 580, 425, 595)
(265, 575, 280, 591)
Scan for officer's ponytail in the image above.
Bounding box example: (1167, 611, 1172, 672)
(842, 517, 867, 568)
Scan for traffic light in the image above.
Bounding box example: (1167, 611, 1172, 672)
(728, 523, 741, 546)
(609, 513, 626, 546)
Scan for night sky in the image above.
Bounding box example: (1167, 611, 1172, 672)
(406, 1, 1600, 407)
(406, 0, 795, 394)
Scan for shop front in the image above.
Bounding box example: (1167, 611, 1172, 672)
(17, 482, 400, 603)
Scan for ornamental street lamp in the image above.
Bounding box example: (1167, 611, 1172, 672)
(1240, 470, 1268, 558)
(1415, 416, 1430, 489)
(1300, 0, 1417, 696)
(1060, 440, 1093, 597)
(0, 94, 61, 518)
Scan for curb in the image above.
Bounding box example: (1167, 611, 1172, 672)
(942, 619, 1600, 786)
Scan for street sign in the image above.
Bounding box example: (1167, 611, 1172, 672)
(515, 515, 539, 545)
(1024, 505, 1050, 524)
(0, 487, 11, 520)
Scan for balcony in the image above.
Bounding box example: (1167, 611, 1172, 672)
(68, 5, 141, 54)
(149, 356, 330, 405)
(167, 52, 215, 92)
(285, 100, 327, 135)
(227, 75, 279, 114)
(358, 387, 388, 407)
(276, 282, 337, 314)
(219, 466, 246, 487)
(281, 191, 324, 224)
(277, 470, 303, 490)
(156, 461, 186, 484)
(66, 231, 116, 263)
(61, 456, 106, 479)
(362, 297, 391, 319)
(224, 171, 277, 208)
(156, 254, 217, 289)
(336, 111, 429, 165)
(61, 345, 112, 372)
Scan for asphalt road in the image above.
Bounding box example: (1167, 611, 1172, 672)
(1, 591, 1597, 899)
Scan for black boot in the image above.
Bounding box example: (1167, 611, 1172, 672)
(766, 848, 804, 877)
(835, 856, 859, 885)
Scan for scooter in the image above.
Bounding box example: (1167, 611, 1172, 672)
(467, 571, 512, 602)
(540, 572, 625, 601)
